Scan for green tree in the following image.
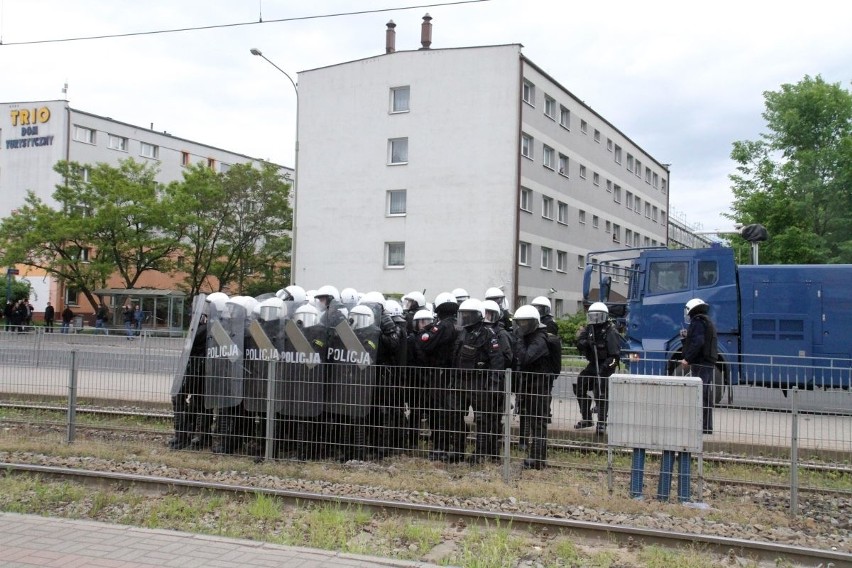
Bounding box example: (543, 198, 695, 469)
(726, 75, 852, 264)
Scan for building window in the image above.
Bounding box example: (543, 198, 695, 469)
(662, 179, 668, 194)
(522, 81, 535, 105)
(389, 137, 408, 164)
(634, 196, 641, 214)
(613, 224, 621, 243)
(592, 215, 599, 228)
(613, 185, 622, 203)
(626, 191, 634, 210)
(635, 160, 642, 178)
(542, 196, 554, 220)
(519, 242, 531, 266)
(607, 138, 613, 151)
(614, 145, 622, 164)
(644, 236, 651, 247)
(181, 151, 191, 166)
(645, 202, 651, 218)
(68, 246, 91, 262)
(577, 255, 585, 270)
(520, 187, 532, 212)
(645, 167, 652, 184)
(625, 228, 633, 247)
(558, 154, 568, 176)
(557, 251, 567, 272)
(580, 120, 588, 134)
(578, 209, 586, 224)
(554, 299, 564, 317)
(594, 129, 601, 143)
(626, 154, 634, 172)
(557, 201, 568, 225)
(605, 220, 611, 234)
(521, 134, 533, 159)
(592, 172, 600, 186)
(541, 247, 552, 270)
(559, 106, 570, 129)
(606, 179, 612, 193)
(579, 165, 586, 179)
(65, 287, 80, 306)
(544, 95, 556, 118)
(661, 211, 667, 225)
(387, 189, 406, 216)
(543, 145, 555, 170)
(652, 206, 659, 222)
(207, 157, 216, 170)
(518, 295, 528, 306)
(140, 142, 159, 159)
(219, 163, 230, 173)
(385, 242, 405, 268)
(633, 232, 640, 248)
(108, 134, 128, 151)
(391, 86, 410, 113)
(80, 167, 91, 183)
(653, 172, 659, 188)
(73, 125, 95, 144)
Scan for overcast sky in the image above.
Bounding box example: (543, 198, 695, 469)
(2, 0, 850, 232)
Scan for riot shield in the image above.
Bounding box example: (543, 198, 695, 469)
(171, 293, 207, 397)
(205, 302, 246, 410)
(280, 309, 326, 418)
(324, 316, 379, 419)
(242, 302, 287, 413)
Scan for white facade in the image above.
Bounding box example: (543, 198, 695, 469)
(295, 44, 670, 315)
(0, 100, 292, 219)
(294, 44, 669, 315)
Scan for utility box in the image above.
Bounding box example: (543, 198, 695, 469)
(608, 374, 703, 452)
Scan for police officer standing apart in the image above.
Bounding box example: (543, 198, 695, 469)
(512, 305, 553, 469)
(680, 298, 718, 435)
(531, 296, 558, 335)
(450, 299, 505, 464)
(574, 302, 621, 435)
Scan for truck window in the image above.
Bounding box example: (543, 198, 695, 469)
(698, 260, 718, 287)
(648, 261, 688, 294)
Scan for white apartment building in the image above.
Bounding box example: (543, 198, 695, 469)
(295, 30, 669, 315)
(0, 99, 292, 313)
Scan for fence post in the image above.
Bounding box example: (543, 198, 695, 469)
(790, 386, 799, 516)
(66, 350, 78, 443)
(502, 368, 512, 484)
(35, 327, 43, 367)
(265, 358, 278, 461)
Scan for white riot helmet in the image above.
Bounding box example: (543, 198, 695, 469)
(281, 285, 306, 303)
(513, 304, 542, 336)
(340, 287, 359, 305)
(458, 298, 485, 328)
(482, 299, 502, 324)
(685, 298, 708, 320)
(452, 288, 470, 304)
(206, 292, 229, 313)
(587, 302, 609, 325)
(315, 285, 339, 301)
(348, 304, 375, 330)
(484, 287, 507, 309)
(413, 309, 434, 330)
(384, 299, 404, 318)
(275, 288, 286, 299)
(402, 291, 425, 312)
(531, 296, 552, 317)
(294, 304, 320, 328)
(258, 297, 286, 321)
(434, 292, 457, 312)
(360, 291, 386, 307)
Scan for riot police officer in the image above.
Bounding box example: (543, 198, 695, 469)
(574, 302, 621, 435)
(531, 296, 559, 335)
(414, 292, 459, 460)
(512, 305, 552, 469)
(406, 308, 435, 451)
(484, 287, 513, 332)
(449, 299, 506, 464)
(402, 290, 426, 333)
(168, 302, 211, 451)
(680, 298, 718, 434)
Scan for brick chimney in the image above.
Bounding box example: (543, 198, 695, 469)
(385, 20, 396, 54)
(419, 13, 432, 50)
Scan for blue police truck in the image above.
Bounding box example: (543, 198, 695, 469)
(582, 245, 852, 401)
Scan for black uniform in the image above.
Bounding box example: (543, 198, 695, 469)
(449, 322, 505, 463)
(540, 314, 558, 336)
(682, 312, 718, 434)
(514, 327, 552, 468)
(575, 321, 621, 432)
(366, 309, 404, 457)
(414, 312, 458, 459)
(169, 321, 212, 450)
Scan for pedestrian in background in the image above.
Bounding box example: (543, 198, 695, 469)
(95, 303, 110, 335)
(43, 301, 55, 332)
(61, 306, 74, 334)
(133, 304, 144, 336)
(123, 304, 134, 340)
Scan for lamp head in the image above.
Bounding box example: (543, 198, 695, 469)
(250, 48, 262, 56)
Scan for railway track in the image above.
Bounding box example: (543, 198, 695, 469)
(2, 461, 849, 567)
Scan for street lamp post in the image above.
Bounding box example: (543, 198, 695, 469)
(250, 48, 299, 285)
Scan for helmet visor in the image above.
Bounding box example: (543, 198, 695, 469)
(415, 317, 433, 330)
(296, 311, 319, 328)
(459, 310, 482, 328)
(515, 318, 538, 336)
(587, 311, 608, 325)
(349, 312, 374, 330)
(484, 310, 499, 324)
